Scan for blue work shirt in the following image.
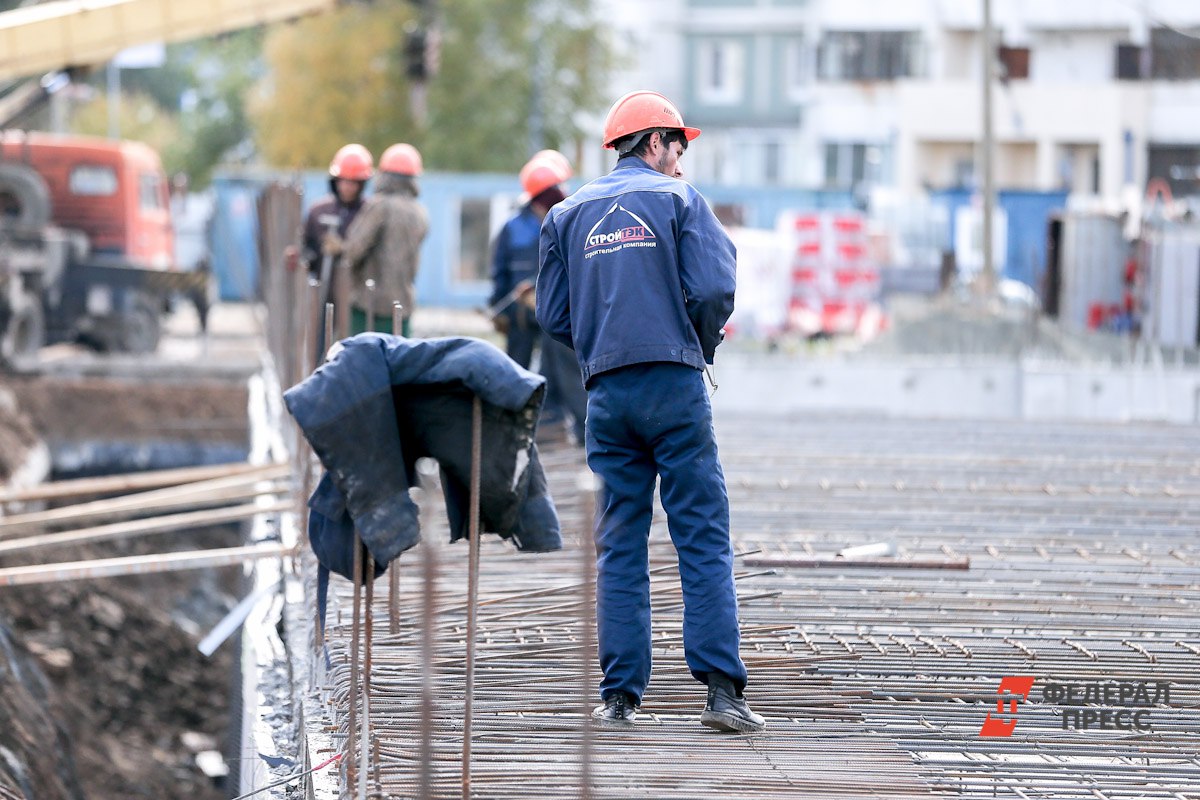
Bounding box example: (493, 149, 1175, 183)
(535, 157, 736, 384)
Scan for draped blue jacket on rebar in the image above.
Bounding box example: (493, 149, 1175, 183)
(284, 333, 562, 585)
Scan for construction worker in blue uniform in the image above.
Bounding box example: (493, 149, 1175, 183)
(490, 151, 586, 444)
(536, 90, 765, 732)
(489, 155, 560, 368)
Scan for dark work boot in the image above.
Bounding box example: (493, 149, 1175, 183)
(700, 673, 765, 733)
(592, 691, 638, 725)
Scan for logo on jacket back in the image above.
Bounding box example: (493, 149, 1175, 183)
(584, 202, 657, 259)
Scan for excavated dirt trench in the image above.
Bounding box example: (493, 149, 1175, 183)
(0, 372, 252, 800)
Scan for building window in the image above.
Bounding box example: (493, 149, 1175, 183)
(997, 46, 1030, 80)
(457, 197, 492, 283)
(1148, 145, 1200, 198)
(764, 141, 782, 185)
(1115, 43, 1147, 80)
(69, 165, 117, 196)
(953, 158, 975, 189)
(696, 39, 745, 105)
(783, 37, 809, 100)
(817, 31, 921, 81)
(823, 142, 888, 190)
(139, 173, 166, 212)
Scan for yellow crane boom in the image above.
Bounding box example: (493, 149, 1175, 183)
(0, 0, 339, 83)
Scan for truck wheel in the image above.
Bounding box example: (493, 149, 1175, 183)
(119, 294, 162, 355)
(0, 291, 45, 361)
(0, 163, 52, 232)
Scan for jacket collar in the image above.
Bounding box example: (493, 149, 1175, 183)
(614, 155, 657, 174)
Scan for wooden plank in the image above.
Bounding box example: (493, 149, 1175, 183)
(0, 543, 295, 587)
(0, 461, 284, 506)
(0, 500, 294, 556)
(0, 466, 290, 534)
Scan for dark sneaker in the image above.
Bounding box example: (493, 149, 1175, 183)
(592, 691, 638, 724)
(700, 673, 765, 733)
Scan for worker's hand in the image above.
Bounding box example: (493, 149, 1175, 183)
(283, 245, 300, 272)
(321, 232, 344, 257)
(515, 279, 536, 310)
(492, 315, 510, 335)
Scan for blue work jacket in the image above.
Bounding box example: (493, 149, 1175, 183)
(535, 157, 736, 383)
(489, 205, 541, 317)
(284, 333, 562, 578)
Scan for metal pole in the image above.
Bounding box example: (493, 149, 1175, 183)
(417, 459, 439, 799)
(577, 470, 598, 800)
(106, 60, 120, 139)
(335, 261, 351, 342)
(1176, 235, 1184, 366)
(324, 302, 334, 366)
(981, 0, 996, 294)
(303, 278, 322, 677)
(360, 555, 373, 800)
(364, 280, 376, 334)
(347, 533, 363, 791)
(390, 301, 404, 636)
(462, 396, 483, 799)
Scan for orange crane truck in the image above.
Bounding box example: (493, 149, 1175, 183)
(0, 131, 202, 361)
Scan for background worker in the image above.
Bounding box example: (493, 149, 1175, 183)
(300, 143, 373, 277)
(490, 150, 586, 444)
(289, 143, 373, 359)
(336, 142, 429, 336)
(535, 90, 764, 732)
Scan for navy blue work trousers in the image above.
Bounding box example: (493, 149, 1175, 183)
(585, 362, 747, 704)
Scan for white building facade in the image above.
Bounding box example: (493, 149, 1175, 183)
(664, 0, 1200, 204)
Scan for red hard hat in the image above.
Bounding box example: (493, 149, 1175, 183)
(329, 143, 374, 180)
(602, 90, 700, 150)
(520, 151, 572, 198)
(531, 149, 571, 180)
(380, 143, 423, 176)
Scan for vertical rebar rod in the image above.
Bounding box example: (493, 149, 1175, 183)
(302, 279, 322, 684)
(365, 280, 376, 334)
(360, 555, 373, 800)
(462, 396, 483, 799)
(323, 302, 334, 366)
(356, 283, 375, 800)
(335, 261, 351, 342)
(417, 460, 439, 799)
(347, 533, 363, 792)
(577, 470, 598, 800)
(981, 0, 996, 292)
(389, 301, 404, 637)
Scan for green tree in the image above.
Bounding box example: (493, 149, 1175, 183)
(70, 92, 186, 172)
(251, 0, 610, 173)
(172, 31, 265, 186)
(251, 4, 412, 171)
(104, 30, 265, 187)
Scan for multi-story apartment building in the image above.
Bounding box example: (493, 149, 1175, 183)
(662, 0, 1200, 205)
